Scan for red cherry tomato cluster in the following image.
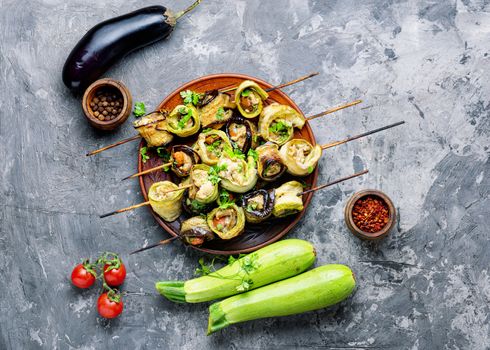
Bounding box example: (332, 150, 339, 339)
(70, 252, 126, 319)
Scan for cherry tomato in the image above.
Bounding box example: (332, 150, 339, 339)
(103, 263, 126, 287)
(71, 263, 96, 289)
(97, 293, 123, 319)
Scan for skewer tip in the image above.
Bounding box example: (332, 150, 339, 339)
(99, 211, 117, 219)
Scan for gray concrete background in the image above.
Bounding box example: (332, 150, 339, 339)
(0, 0, 489, 349)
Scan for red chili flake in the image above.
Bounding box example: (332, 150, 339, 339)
(352, 195, 390, 233)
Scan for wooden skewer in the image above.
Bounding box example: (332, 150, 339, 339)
(86, 135, 141, 156)
(219, 72, 319, 93)
(99, 184, 193, 218)
(306, 99, 362, 121)
(121, 162, 172, 181)
(321, 121, 405, 150)
(299, 170, 369, 196)
(129, 236, 180, 255)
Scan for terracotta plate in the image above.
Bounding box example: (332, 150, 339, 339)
(138, 73, 318, 255)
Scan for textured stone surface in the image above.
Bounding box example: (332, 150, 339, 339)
(0, 0, 489, 349)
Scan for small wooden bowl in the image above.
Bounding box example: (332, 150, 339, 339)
(344, 189, 396, 240)
(82, 78, 132, 131)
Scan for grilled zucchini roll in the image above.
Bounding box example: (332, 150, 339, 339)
(207, 204, 246, 240)
(272, 181, 304, 218)
(235, 80, 269, 118)
(133, 111, 173, 148)
(258, 103, 305, 145)
(166, 105, 200, 137)
(194, 130, 233, 166)
(188, 164, 219, 204)
(217, 152, 258, 193)
(279, 139, 321, 177)
(148, 181, 185, 222)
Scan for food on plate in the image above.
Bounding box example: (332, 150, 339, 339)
(71, 261, 96, 289)
(155, 239, 316, 303)
(216, 151, 258, 193)
(148, 181, 185, 221)
(188, 164, 219, 204)
(272, 181, 304, 217)
(133, 112, 173, 148)
(170, 145, 201, 177)
(206, 204, 245, 240)
(97, 292, 124, 319)
(198, 92, 235, 128)
(180, 216, 215, 246)
(207, 264, 356, 334)
(166, 104, 200, 137)
(258, 103, 305, 145)
(194, 129, 233, 165)
(241, 189, 275, 223)
(62, 1, 202, 92)
(255, 143, 287, 182)
(235, 80, 269, 118)
(225, 115, 258, 153)
(279, 139, 322, 176)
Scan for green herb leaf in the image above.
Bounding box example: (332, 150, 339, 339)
(216, 223, 223, 231)
(208, 164, 227, 185)
(180, 90, 202, 106)
(156, 147, 170, 161)
(190, 199, 207, 212)
(240, 253, 260, 274)
(225, 146, 245, 160)
(177, 109, 193, 130)
(195, 257, 214, 276)
(246, 203, 258, 212)
(140, 147, 150, 163)
(236, 278, 253, 292)
(215, 107, 225, 121)
(241, 89, 251, 97)
(247, 148, 258, 162)
(202, 128, 213, 133)
(133, 102, 146, 117)
(307, 165, 314, 174)
(218, 188, 235, 209)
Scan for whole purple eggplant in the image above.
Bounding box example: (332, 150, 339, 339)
(62, 1, 201, 93)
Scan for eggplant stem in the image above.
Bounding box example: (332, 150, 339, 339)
(175, 0, 202, 20)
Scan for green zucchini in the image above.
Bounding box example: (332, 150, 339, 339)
(155, 239, 316, 303)
(207, 264, 356, 334)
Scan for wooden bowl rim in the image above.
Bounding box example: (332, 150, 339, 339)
(82, 78, 132, 129)
(344, 189, 396, 240)
(138, 73, 319, 255)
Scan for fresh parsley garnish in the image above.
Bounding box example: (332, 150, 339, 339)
(180, 90, 201, 106)
(215, 107, 225, 121)
(241, 89, 251, 97)
(140, 147, 150, 163)
(208, 164, 227, 185)
(307, 165, 314, 174)
(202, 128, 213, 133)
(247, 148, 258, 162)
(218, 189, 235, 209)
(190, 199, 207, 211)
(177, 108, 193, 130)
(195, 257, 215, 276)
(133, 102, 146, 117)
(156, 147, 170, 161)
(246, 203, 258, 212)
(225, 146, 245, 160)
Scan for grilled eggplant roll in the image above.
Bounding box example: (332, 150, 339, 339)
(148, 181, 185, 222)
(194, 130, 232, 165)
(170, 145, 200, 178)
(241, 189, 275, 223)
(272, 181, 304, 218)
(279, 139, 322, 177)
(225, 115, 258, 153)
(255, 143, 287, 182)
(180, 216, 215, 246)
(182, 191, 214, 216)
(133, 111, 173, 148)
(217, 152, 258, 193)
(258, 103, 305, 145)
(188, 164, 219, 204)
(207, 204, 246, 240)
(199, 92, 235, 129)
(166, 105, 200, 137)
(235, 80, 269, 118)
